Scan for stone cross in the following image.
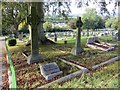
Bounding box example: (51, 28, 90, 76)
(26, 6, 42, 64)
(71, 17, 84, 55)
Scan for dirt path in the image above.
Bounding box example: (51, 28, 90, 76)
(0, 37, 5, 89)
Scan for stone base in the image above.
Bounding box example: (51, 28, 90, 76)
(46, 71, 63, 80)
(27, 55, 42, 64)
(71, 47, 84, 55)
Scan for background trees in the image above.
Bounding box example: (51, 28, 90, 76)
(82, 8, 105, 30)
(43, 22, 52, 32)
(67, 19, 77, 29)
(2, 2, 28, 37)
(1, 0, 119, 41)
(105, 18, 118, 30)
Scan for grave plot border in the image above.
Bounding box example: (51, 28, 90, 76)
(38, 56, 120, 88)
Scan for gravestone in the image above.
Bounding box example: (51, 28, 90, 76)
(40, 62, 63, 80)
(18, 32, 23, 41)
(54, 33, 57, 42)
(87, 37, 99, 44)
(26, 6, 42, 64)
(87, 38, 94, 44)
(112, 33, 118, 41)
(11, 32, 15, 38)
(71, 17, 84, 55)
(73, 34, 76, 38)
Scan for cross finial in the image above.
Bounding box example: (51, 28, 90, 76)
(76, 17, 83, 28)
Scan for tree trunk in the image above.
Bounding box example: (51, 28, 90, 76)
(36, 2, 46, 42)
(26, 2, 55, 45)
(118, 30, 120, 56)
(14, 24, 19, 38)
(28, 25, 31, 40)
(37, 21, 46, 43)
(36, 2, 55, 44)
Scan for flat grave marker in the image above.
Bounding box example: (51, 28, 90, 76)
(40, 62, 63, 80)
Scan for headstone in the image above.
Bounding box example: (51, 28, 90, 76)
(104, 33, 108, 36)
(87, 37, 100, 44)
(11, 32, 15, 38)
(18, 32, 23, 41)
(83, 32, 86, 36)
(87, 38, 94, 44)
(73, 34, 76, 38)
(87, 29, 89, 36)
(64, 40, 67, 44)
(54, 33, 57, 42)
(94, 37, 99, 42)
(112, 33, 118, 41)
(40, 62, 63, 80)
(71, 17, 84, 55)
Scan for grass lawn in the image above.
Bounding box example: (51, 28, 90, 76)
(54, 35, 118, 68)
(50, 61, 120, 88)
(8, 40, 79, 88)
(7, 35, 119, 88)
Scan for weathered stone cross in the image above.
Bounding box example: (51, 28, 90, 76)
(26, 6, 42, 64)
(71, 17, 84, 55)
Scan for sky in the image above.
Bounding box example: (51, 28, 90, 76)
(69, 0, 118, 17)
(1, 0, 119, 17)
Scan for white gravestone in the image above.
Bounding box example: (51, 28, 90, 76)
(40, 62, 63, 80)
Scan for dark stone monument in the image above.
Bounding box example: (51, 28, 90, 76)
(71, 17, 84, 55)
(54, 32, 57, 43)
(26, 6, 42, 64)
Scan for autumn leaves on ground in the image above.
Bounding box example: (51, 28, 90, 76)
(7, 36, 119, 88)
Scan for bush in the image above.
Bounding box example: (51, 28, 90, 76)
(8, 38, 17, 46)
(43, 22, 52, 31)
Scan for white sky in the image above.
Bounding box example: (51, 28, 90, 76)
(69, 0, 118, 17)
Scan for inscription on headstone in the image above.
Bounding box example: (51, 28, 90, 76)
(40, 62, 63, 80)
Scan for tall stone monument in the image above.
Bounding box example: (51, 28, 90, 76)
(71, 17, 84, 55)
(54, 32, 57, 43)
(26, 6, 42, 64)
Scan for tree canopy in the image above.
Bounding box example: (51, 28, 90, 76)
(1, 0, 119, 36)
(2, 2, 28, 35)
(82, 8, 105, 30)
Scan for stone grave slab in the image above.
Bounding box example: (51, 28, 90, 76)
(40, 62, 63, 80)
(86, 37, 116, 51)
(87, 38, 94, 44)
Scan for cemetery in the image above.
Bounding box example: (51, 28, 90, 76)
(86, 37, 116, 51)
(4, 32, 118, 88)
(1, 1, 120, 89)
